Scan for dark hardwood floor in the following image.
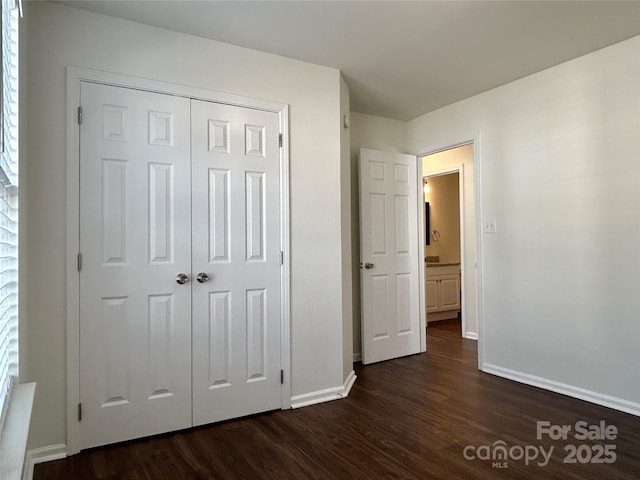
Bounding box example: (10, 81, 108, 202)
(35, 319, 640, 479)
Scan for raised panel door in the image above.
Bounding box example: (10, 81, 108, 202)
(359, 148, 421, 364)
(79, 83, 192, 449)
(425, 277, 438, 312)
(439, 275, 461, 311)
(190, 99, 282, 426)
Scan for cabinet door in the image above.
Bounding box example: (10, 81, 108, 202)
(425, 278, 439, 312)
(439, 274, 461, 311)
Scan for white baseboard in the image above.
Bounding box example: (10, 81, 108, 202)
(291, 370, 357, 409)
(23, 444, 67, 480)
(483, 363, 640, 417)
(353, 352, 362, 362)
(463, 331, 478, 340)
(342, 370, 357, 397)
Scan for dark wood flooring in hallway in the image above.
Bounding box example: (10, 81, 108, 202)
(34, 319, 640, 479)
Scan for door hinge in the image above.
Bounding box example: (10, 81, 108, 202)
(280, 369, 284, 384)
(77, 253, 82, 271)
(77, 106, 83, 125)
(278, 133, 283, 148)
(279, 251, 284, 266)
(77, 403, 82, 422)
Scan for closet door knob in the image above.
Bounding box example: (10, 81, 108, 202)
(176, 273, 189, 285)
(196, 272, 209, 283)
(364, 262, 375, 270)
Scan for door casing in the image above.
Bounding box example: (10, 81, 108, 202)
(66, 67, 291, 455)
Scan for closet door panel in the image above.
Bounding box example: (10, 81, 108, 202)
(79, 83, 192, 449)
(191, 100, 282, 426)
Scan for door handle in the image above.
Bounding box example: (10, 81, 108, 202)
(364, 262, 375, 270)
(176, 273, 189, 285)
(196, 272, 209, 283)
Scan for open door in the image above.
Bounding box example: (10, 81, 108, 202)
(359, 148, 422, 364)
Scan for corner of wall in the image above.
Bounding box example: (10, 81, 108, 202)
(339, 74, 354, 383)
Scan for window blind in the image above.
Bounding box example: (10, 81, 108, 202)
(0, 0, 19, 429)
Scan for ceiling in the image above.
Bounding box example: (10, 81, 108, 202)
(56, 1, 640, 121)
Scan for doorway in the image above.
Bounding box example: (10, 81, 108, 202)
(420, 144, 477, 345)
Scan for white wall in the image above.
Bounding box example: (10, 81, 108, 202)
(422, 145, 477, 336)
(408, 37, 640, 406)
(349, 113, 407, 358)
(23, 1, 348, 450)
(424, 173, 460, 264)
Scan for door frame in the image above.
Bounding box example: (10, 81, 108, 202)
(415, 134, 484, 368)
(65, 67, 291, 455)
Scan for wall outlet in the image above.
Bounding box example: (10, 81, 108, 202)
(483, 219, 497, 234)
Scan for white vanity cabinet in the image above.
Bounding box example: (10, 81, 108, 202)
(425, 264, 461, 321)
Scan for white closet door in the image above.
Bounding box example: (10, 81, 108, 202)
(79, 83, 192, 448)
(190, 100, 282, 426)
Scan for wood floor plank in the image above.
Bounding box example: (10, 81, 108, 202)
(34, 319, 640, 479)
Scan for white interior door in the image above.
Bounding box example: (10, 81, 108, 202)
(79, 83, 192, 448)
(190, 99, 283, 426)
(79, 83, 284, 449)
(359, 148, 421, 364)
